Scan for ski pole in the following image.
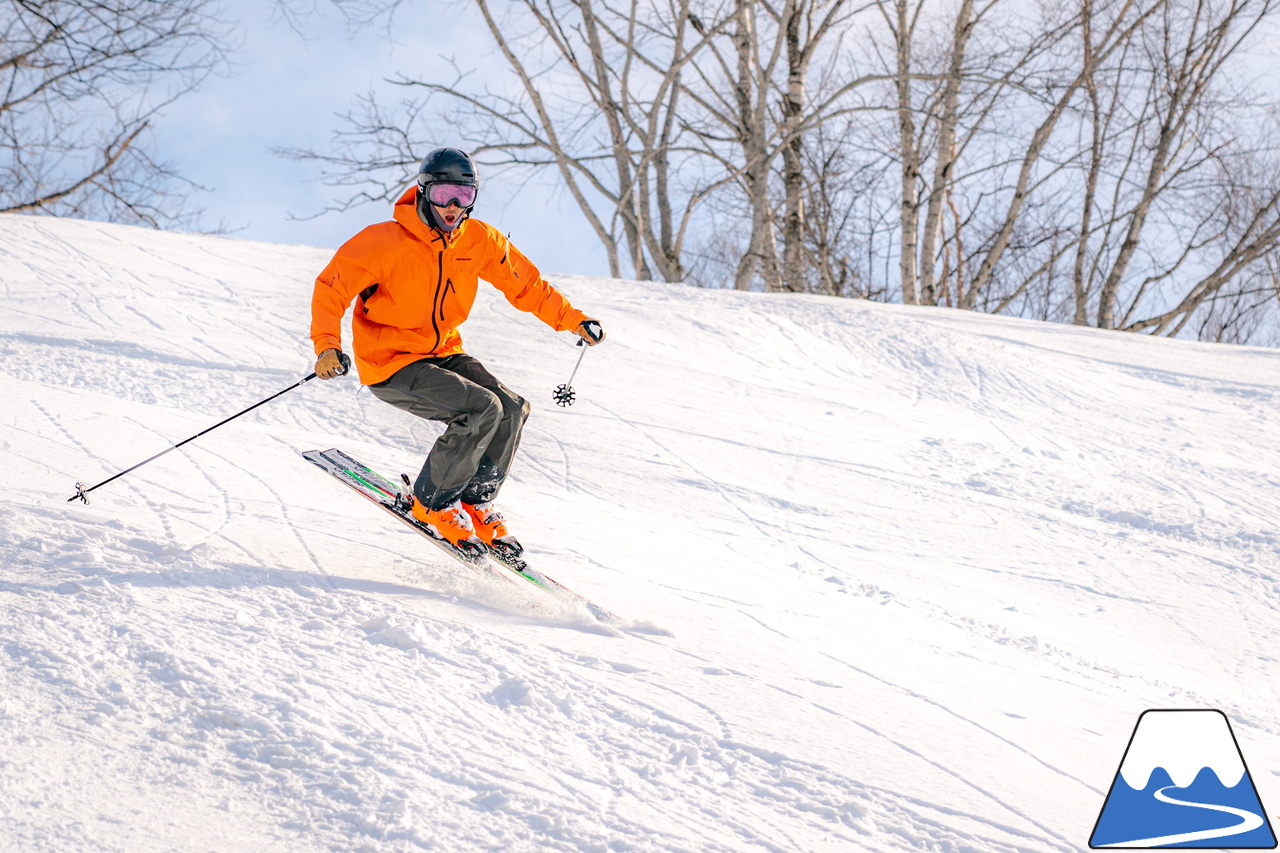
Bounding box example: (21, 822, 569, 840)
(553, 340, 588, 407)
(68, 355, 348, 504)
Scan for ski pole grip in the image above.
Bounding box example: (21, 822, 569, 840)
(337, 351, 351, 376)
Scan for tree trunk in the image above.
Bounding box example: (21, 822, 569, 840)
(917, 0, 975, 306)
(780, 0, 808, 293)
(731, 0, 782, 291)
(1072, 0, 1102, 325)
(893, 0, 921, 305)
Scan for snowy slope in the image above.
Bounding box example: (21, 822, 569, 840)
(3, 213, 1280, 852)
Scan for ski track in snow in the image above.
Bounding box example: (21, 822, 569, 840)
(3, 216, 1280, 851)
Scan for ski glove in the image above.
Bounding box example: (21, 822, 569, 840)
(575, 319, 606, 346)
(316, 348, 351, 379)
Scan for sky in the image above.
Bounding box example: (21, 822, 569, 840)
(153, 0, 608, 277)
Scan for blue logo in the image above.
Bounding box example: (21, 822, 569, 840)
(1090, 709, 1276, 848)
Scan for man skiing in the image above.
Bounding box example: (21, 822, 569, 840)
(310, 147, 605, 558)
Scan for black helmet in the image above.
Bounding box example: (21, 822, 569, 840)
(417, 147, 478, 190)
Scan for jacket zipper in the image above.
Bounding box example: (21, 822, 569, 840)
(430, 248, 444, 352)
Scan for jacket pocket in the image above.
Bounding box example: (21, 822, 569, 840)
(438, 278, 456, 321)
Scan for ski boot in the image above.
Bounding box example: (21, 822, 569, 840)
(464, 502, 523, 558)
(411, 498, 487, 557)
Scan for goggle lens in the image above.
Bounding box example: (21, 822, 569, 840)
(425, 183, 477, 208)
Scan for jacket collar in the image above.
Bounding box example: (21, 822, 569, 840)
(393, 185, 469, 246)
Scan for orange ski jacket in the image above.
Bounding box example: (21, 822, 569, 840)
(311, 186, 588, 385)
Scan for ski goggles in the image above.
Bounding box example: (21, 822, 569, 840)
(422, 182, 477, 209)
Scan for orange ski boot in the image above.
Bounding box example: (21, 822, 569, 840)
(411, 498, 486, 555)
(464, 502, 523, 557)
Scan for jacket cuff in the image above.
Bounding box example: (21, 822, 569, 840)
(313, 336, 341, 356)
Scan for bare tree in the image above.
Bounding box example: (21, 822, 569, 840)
(989, 0, 1280, 337)
(957, 0, 1167, 309)
(776, 0, 860, 293)
(1070, 0, 1107, 324)
(912, 0, 980, 307)
(0, 0, 227, 226)
(684, 0, 883, 292)
(1091, 0, 1279, 330)
(881, 0, 924, 303)
(681, 0, 785, 290)
(873, 0, 1034, 306)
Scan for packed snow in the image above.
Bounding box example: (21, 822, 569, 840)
(2, 213, 1279, 852)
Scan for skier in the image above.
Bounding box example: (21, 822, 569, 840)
(309, 147, 605, 557)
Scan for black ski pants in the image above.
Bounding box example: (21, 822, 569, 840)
(368, 354, 530, 511)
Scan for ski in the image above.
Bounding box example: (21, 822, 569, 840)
(303, 448, 618, 624)
(487, 545, 620, 624)
(301, 448, 508, 582)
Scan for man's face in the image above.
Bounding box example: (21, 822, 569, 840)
(435, 201, 463, 228)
